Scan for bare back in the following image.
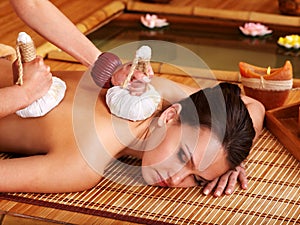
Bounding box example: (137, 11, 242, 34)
(0, 71, 81, 154)
(0, 70, 148, 192)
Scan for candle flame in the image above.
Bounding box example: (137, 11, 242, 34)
(267, 66, 271, 75)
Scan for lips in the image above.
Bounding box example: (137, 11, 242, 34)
(158, 180, 169, 187)
(155, 171, 169, 187)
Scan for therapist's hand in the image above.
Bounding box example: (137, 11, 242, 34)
(127, 67, 153, 96)
(13, 56, 52, 104)
(203, 163, 247, 197)
(111, 62, 154, 96)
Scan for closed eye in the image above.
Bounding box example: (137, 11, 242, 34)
(193, 175, 211, 186)
(177, 148, 189, 163)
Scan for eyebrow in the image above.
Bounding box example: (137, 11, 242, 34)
(185, 144, 213, 184)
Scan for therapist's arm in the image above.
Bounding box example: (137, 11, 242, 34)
(0, 58, 52, 118)
(10, 0, 101, 67)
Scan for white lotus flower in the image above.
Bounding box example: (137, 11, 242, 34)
(140, 14, 169, 29)
(239, 22, 272, 37)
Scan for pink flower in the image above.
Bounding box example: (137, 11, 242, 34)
(140, 14, 169, 29)
(239, 22, 272, 37)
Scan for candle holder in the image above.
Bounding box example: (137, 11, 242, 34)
(239, 60, 293, 110)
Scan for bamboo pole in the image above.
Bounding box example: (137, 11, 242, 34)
(127, 0, 300, 27)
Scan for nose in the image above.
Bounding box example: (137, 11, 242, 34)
(168, 168, 192, 187)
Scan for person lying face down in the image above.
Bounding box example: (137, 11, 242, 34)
(0, 58, 265, 196)
(141, 82, 256, 187)
(107, 61, 260, 188)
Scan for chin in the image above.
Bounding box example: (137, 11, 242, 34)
(141, 167, 156, 185)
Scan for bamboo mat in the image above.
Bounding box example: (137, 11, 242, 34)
(0, 129, 299, 225)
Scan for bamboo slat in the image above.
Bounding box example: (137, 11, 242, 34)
(194, 8, 300, 26)
(127, 0, 300, 27)
(127, 1, 193, 15)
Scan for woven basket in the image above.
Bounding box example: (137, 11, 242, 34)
(278, 0, 300, 15)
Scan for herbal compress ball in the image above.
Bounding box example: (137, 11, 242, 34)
(106, 45, 161, 121)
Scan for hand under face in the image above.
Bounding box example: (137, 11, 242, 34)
(202, 163, 248, 197)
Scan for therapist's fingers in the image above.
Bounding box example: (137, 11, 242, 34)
(129, 76, 151, 96)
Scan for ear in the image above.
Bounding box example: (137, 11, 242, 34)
(157, 103, 182, 127)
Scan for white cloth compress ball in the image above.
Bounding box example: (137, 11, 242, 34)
(16, 77, 67, 118)
(106, 85, 161, 121)
(14, 32, 67, 118)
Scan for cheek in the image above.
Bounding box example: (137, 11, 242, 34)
(175, 176, 198, 188)
(200, 154, 230, 181)
(142, 147, 171, 167)
(142, 144, 180, 174)
(143, 128, 180, 167)
(142, 143, 182, 179)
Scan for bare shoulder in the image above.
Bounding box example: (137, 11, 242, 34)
(241, 95, 265, 141)
(150, 76, 197, 104)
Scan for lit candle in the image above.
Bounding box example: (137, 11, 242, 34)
(239, 61, 293, 110)
(267, 66, 271, 75)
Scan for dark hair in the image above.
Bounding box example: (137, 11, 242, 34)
(178, 82, 255, 169)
